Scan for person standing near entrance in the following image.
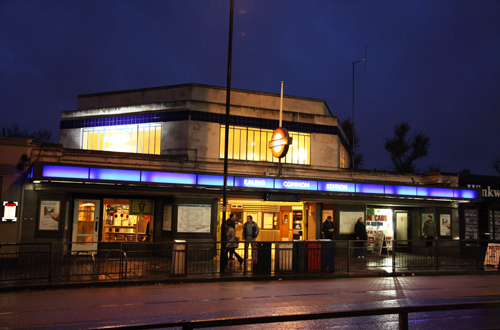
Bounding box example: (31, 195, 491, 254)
(423, 215, 438, 258)
(225, 213, 237, 260)
(242, 215, 259, 262)
(322, 216, 335, 240)
(355, 216, 368, 258)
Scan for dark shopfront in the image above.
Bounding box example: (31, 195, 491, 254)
(459, 173, 500, 241)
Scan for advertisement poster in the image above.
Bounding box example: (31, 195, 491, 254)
(366, 209, 393, 249)
(39, 200, 60, 231)
(440, 214, 451, 236)
(162, 205, 172, 231)
(339, 211, 364, 234)
(483, 243, 500, 267)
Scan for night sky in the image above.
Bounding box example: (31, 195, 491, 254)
(2, 1, 499, 176)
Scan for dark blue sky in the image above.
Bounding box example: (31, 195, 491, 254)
(1, 1, 499, 175)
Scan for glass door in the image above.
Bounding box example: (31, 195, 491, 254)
(72, 199, 100, 252)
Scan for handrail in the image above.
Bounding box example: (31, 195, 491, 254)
(92, 300, 500, 330)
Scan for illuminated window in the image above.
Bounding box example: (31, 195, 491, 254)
(220, 125, 310, 165)
(341, 144, 348, 168)
(82, 123, 161, 155)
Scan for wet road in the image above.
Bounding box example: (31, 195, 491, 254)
(1, 275, 500, 329)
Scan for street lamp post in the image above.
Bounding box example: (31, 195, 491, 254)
(221, 0, 234, 274)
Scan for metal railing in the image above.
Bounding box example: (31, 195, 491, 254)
(0, 239, 497, 285)
(90, 300, 500, 330)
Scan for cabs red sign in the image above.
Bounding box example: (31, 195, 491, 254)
(269, 127, 292, 158)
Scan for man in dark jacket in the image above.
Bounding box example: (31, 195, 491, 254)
(354, 216, 368, 258)
(322, 216, 335, 240)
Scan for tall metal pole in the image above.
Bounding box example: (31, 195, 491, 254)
(351, 53, 366, 170)
(221, 0, 234, 274)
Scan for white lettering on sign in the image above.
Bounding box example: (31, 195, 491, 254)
(244, 179, 266, 186)
(326, 183, 348, 190)
(284, 181, 310, 188)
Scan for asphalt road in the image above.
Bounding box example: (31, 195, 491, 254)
(1, 274, 500, 329)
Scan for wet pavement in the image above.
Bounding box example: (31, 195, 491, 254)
(1, 274, 500, 329)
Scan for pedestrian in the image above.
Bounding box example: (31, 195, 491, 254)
(225, 213, 237, 260)
(242, 215, 259, 261)
(354, 216, 368, 258)
(322, 215, 335, 240)
(226, 222, 243, 266)
(422, 215, 438, 258)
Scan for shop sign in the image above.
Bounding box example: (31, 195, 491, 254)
(234, 177, 274, 189)
(130, 200, 153, 216)
(275, 179, 317, 191)
(2, 201, 18, 222)
(269, 127, 292, 158)
(318, 181, 355, 193)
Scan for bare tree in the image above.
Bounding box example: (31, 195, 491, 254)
(384, 121, 430, 173)
(2, 122, 54, 143)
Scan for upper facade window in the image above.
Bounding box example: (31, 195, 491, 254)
(340, 144, 348, 168)
(220, 125, 310, 165)
(82, 123, 161, 154)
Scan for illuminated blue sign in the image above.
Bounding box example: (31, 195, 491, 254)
(90, 168, 141, 181)
(197, 175, 234, 187)
(356, 184, 384, 194)
(318, 181, 355, 192)
(37, 165, 479, 200)
(43, 165, 89, 179)
(385, 185, 417, 196)
(275, 179, 317, 190)
(454, 189, 479, 199)
(234, 177, 274, 188)
(142, 171, 196, 184)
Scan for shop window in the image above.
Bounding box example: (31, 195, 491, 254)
(102, 198, 154, 242)
(82, 123, 161, 155)
(220, 125, 310, 165)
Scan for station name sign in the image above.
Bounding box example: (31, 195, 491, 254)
(39, 165, 481, 200)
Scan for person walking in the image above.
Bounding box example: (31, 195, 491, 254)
(423, 215, 438, 259)
(354, 216, 368, 258)
(322, 216, 335, 240)
(226, 222, 243, 266)
(242, 215, 259, 262)
(225, 213, 237, 260)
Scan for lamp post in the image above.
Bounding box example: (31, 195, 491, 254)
(221, 0, 234, 274)
(351, 47, 366, 170)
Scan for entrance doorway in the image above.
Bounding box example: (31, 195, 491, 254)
(72, 199, 101, 252)
(280, 211, 290, 241)
(395, 211, 408, 245)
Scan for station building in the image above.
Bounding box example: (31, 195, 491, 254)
(1, 83, 480, 253)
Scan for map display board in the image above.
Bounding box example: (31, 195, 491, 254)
(339, 211, 364, 234)
(177, 204, 211, 233)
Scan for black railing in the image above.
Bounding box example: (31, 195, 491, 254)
(90, 300, 500, 330)
(0, 239, 498, 285)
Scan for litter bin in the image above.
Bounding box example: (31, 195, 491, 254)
(172, 240, 186, 275)
(293, 240, 305, 273)
(305, 240, 321, 271)
(275, 243, 293, 272)
(254, 242, 272, 274)
(319, 239, 335, 272)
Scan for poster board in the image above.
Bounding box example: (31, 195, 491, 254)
(162, 205, 172, 231)
(484, 243, 500, 267)
(339, 211, 364, 234)
(440, 214, 451, 236)
(372, 232, 385, 256)
(39, 200, 60, 231)
(263, 213, 273, 229)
